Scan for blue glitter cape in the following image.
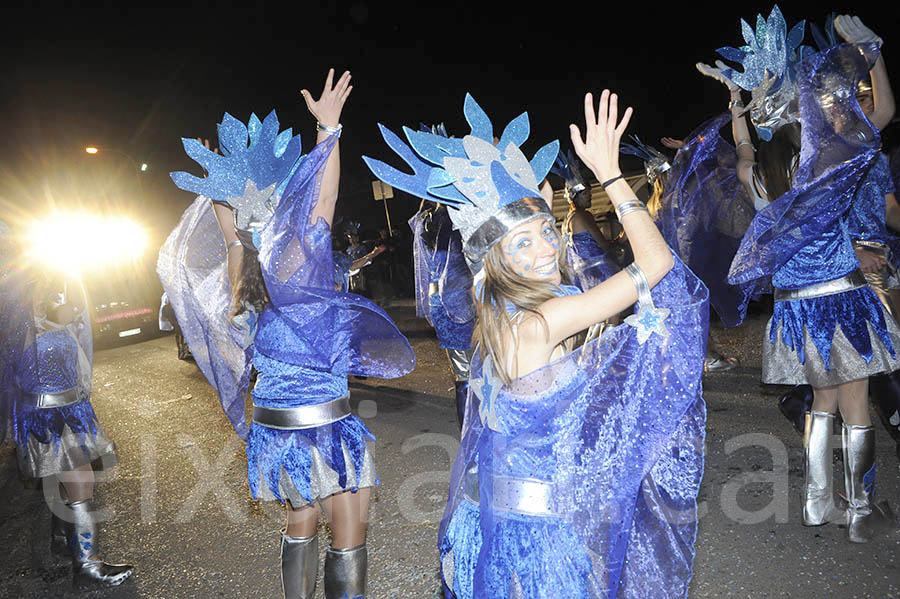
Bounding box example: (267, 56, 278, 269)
(729, 43, 883, 302)
(158, 135, 415, 438)
(654, 113, 757, 326)
(439, 254, 708, 598)
(410, 206, 475, 350)
(564, 231, 620, 291)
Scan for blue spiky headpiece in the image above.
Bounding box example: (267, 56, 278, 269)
(620, 136, 671, 186)
(170, 111, 303, 248)
(363, 94, 559, 272)
(550, 149, 587, 196)
(716, 5, 814, 141)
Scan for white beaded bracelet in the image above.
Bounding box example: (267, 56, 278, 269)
(317, 122, 343, 137)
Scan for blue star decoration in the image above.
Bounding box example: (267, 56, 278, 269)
(471, 355, 505, 433)
(624, 305, 671, 344)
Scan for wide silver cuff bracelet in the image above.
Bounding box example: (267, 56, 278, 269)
(774, 269, 867, 301)
(252, 394, 351, 430)
(34, 387, 81, 409)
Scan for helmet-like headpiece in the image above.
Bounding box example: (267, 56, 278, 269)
(550, 149, 588, 197)
(620, 136, 671, 187)
(363, 94, 559, 273)
(170, 111, 304, 249)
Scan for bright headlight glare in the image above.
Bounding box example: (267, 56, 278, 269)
(26, 213, 148, 272)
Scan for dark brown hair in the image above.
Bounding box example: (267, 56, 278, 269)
(757, 122, 801, 201)
(229, 247, 270, 319)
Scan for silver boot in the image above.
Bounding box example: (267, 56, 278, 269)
(802, 411, 845, 526)
(842, 423, 894, 543)
(324, 544, 367, 599)
(281, 532, 318, 599)
(63, 499, 134, 589)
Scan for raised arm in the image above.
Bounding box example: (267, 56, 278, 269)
(534, 91, 673, 345)
(301, 69, 352, 228)
(835, 15, 895, 131)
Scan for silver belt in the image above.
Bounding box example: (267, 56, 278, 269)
(252, 394, 351, 430)
(34, 387, 81, 409)
(774, 270, 867, 301)
(489, 475, 560, 517)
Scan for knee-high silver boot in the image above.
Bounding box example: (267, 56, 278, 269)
(324, 544, 367, 599)
(281, 532, 318, 599)
(63, 499, 134, 589)
(802, 411, 845, 526)
(841, 423, 895, 542)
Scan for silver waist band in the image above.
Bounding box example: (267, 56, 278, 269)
(33, 387, 81, 409)
(252, 394, 351, 430)
(774, 270, 867, 301)
(489, 475, 560, 517)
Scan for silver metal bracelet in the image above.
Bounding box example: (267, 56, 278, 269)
(624, 263, 652, 306)
(615, 200, 648, 220)
(317, 122, 343, 137)
(736, 140, 753, 149)
(623, 262, 671, 343)
(227, 239, 243, 250)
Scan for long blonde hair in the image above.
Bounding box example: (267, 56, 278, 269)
(473, 228, 579, 384)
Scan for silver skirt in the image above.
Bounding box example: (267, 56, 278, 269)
(17, 423, 116, 479)
(252, 440, 377, 507)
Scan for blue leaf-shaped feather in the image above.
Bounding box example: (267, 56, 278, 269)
(529, 140, 560, 183)
(464, 94, 493, 142)
(499, 112, 530, 148)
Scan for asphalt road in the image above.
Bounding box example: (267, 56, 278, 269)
(1, 301, 899, 598)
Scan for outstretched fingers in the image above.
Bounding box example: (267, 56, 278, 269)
(615, 106, 633, 138)
(322, 68, 335, 95)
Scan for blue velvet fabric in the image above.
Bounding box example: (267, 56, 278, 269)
(564, 231, 619, 291)
(439, 254, 708, 598)
(770, 286, 894, 368)
(848, 153, 895, 243)
(654, 113, 758, 326)
(770, 221, 858, 289)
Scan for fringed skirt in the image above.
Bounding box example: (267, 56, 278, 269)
(245, 413, 378, 507)
(763, 280, 900, 387)
(15, 400, 116, 479)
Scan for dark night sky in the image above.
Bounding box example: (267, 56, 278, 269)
(1, 2, 896, 242)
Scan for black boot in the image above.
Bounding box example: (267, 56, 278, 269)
(454, 381, 468, 431)
(62, 499, 134, 589)
(868, 370, 900, 461)
(778, 384, 813, 434)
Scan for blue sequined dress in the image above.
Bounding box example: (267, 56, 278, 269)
(158, 135, 415, 505)
(728, 43, 900, 386)
(0, 274, 115, 479)
(439, 255, 708, 598)
(563, 213, 619, 291)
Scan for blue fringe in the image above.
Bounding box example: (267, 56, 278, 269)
(770, 286, 895, 368)
(14, 400, 101, 456)
(245, 414, 375, 503)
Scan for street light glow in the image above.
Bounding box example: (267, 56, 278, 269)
(25, 213, 149, 273)
(85, 146, 99, 154)
(140, 163, 148, 172)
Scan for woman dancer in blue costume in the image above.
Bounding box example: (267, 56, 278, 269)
(365, 91, 707, 598)
(160, 70, 414, 598)
(552, 150, 621, 293)
(0, 250, 133, 589)
(700, 8, 899, 543)
(410, 201, 476, 429)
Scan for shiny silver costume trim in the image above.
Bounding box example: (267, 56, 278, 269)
(446, 349, 473, 381)
(33, 387, 80, 409)
(842, 423, 877, 543)
(462, 462, 479, 505)
(801, 411, 845, 526)
(17, 423, 116, 479)
(252, 395, 351, 430)
(464, 197, 553, 267)
(773, 270, 867, 301)
(63, 499, 134, 589)
(324, 544, 367, 599)
(281, 532, 318, 599)
(489, 475, 560, 517)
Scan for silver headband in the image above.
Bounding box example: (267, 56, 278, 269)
(463, 197, 554, 269)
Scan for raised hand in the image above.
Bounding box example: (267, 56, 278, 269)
(569, 90, 633, 183)
(834, 15, 883, 46)
(301, 69, 352, 128)
(696, 60, 739, 91)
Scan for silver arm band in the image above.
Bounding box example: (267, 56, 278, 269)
(317, 122, 343, 137)
(227, 239, 243, 250)
(624, 262, 653, 307)
(614, 200, 648, 220)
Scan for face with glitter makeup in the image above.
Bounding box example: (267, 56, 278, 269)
(499, 217, 561, 284)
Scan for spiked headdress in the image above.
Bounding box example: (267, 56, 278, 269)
(620, 136, 671, 187)
(550, 149, 588, 197)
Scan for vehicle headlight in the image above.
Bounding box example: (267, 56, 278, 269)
(26, 213, 148, 273)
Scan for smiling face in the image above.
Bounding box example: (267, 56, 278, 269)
(498, 217, 561, 284)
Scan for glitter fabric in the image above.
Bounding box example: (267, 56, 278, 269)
(848, 153, 896, 244)
(410, 207, 475, 350)
(439, 255, 708, 598)
(654, 113, 756, 327)
(564, 231, 620, 291)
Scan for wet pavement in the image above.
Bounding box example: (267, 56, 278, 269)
(1, 301, 898, 598)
